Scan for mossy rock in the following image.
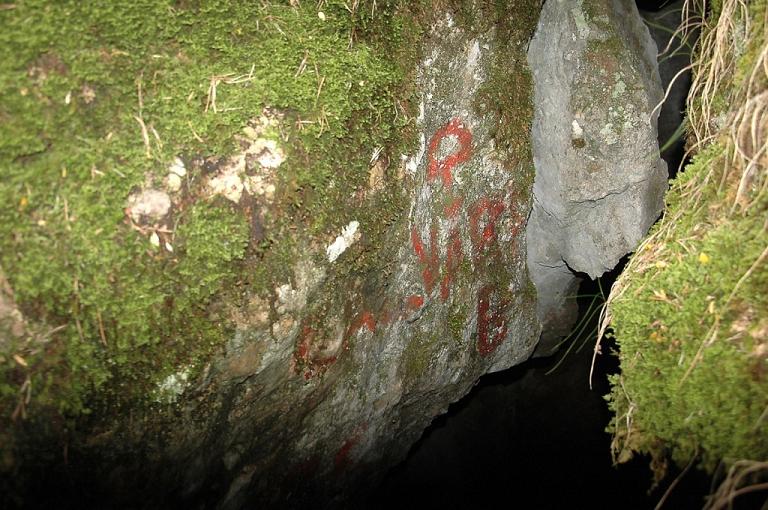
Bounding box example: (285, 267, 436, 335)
(0, 1, 544, 507)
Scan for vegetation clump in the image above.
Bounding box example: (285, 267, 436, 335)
(603, 0, 768, 498)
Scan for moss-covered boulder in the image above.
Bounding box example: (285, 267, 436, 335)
(0, 1, 543, 506)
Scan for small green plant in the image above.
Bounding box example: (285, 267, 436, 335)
(544, 278, 607, 376)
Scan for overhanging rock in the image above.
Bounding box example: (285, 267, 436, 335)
(526, 0, 668, 354)
(163, 13, 540, 509)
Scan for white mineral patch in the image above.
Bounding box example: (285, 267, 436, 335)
(127, 188, 171, 223)
(466, 40, 481, 72)
(154, 368, 190, 404)
(208, 164, 245, 203)
(245, 175, 276, 200)
(167, 172, 182, 192)
(326, 220, 360, 263)
(571, 119, 583, 139)
(275, 283, 298, 315)
(169, 157, 186, 177)
(405, 133, 427, 175)
(247, 138, 285, 169)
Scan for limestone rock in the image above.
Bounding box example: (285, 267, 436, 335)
(526, 0, 668, 354)
(151, 13, 539, 509)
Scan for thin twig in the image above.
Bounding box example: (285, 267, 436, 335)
(654, 449, 698, 510)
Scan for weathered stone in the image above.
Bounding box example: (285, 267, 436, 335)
(526, 0, 668, 354)
(91, 12, 540, 509)
(126, 188, 172, 225)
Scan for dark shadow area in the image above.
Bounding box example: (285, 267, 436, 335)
(363, 269, 714, 510)
(640, 0, 697, 180)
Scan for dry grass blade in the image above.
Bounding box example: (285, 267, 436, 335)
(703, 460, 768, 510)
(206, 71, 255, 113)
(654, 448, 699, 510)
(134, 115, 152, 158)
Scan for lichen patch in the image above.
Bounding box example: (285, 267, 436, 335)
(208, 162, 246, 203)
(153, 367, 191, 404)
(206, 113, 285, 204)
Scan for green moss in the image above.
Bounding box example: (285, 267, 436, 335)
(607, 141, 768, 470)
(0, 0, 428, 445)
(471, 0, 539, 177)
(401, 329, 438, 385)
(448, 303, 469, 344)
(607, 0, 768, 475)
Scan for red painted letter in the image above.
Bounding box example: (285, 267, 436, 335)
(477, 285, 509, 356)
(427, 118, 473, 188)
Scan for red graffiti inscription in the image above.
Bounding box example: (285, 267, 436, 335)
(295, 309, 380, 380)
(412, 225, 463, 302)
(477, 285, 509, 356)
(470, 198, 505, 260)
(411, 226, 440, 295)
(427, 118, 472, 188)
(406, 294, 425, 310)
(410, 116, 525, 355)
(444, 197, 464, 218)
(294, 321, 340, 380)
(440, 229, 463, 301)
(293, 319, 337, 379)
(348, 310, 376, 334)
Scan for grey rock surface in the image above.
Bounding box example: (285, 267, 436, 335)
(126, 13, 539, 509)
(526, 0, 668, 354)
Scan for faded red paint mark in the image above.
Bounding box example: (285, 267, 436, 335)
(411, 226, 440, 294)
(406, 294, 425, 310)
(410, 227, 426, 259)
(469, 198, 505, 259)
(334, 423, 368, 473)
(427, 118, 473, 188)
(440, 228, 463, 301)
(293, 318, 340, 380)
(334, 436, 358, 471)
(444, 196, 464, 218)
(347, 310, 376, 337)
(359, 311, 376, 332)
(477, 285, 509, 356)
